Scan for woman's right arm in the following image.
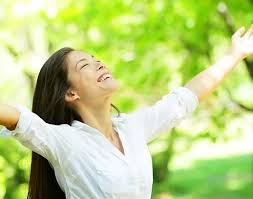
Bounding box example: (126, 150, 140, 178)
(0, 104, 20, 130)
(0, 104, 71, 164)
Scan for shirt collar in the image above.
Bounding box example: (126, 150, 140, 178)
(70, 113, 126, 133)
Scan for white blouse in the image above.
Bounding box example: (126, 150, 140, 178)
(0, 87, 198, 199)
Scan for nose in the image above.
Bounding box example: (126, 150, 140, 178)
(96, 63, 105, 71)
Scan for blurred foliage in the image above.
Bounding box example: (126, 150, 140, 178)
(0, 0, 253, 198)
(153, 153, 253, 199)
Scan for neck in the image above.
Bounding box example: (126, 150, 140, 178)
(75, 98, 114, 138)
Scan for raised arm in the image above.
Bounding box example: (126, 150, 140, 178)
(125, 25, 253, 143)
(0, 104, 20, 130)
(0, 104, 71, 164)
(186, 25, 253, 101)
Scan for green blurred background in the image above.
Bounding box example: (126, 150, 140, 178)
(0, 0, 253, 198)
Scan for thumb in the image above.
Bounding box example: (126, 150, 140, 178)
(232, 26, 245, 40)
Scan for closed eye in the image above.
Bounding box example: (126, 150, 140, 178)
(81, 64, 89, 69)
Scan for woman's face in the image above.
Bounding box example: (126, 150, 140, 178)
(65, 50, 120, 104)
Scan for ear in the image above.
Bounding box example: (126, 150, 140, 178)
(65, 90, 80, 103)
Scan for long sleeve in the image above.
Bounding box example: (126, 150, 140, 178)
(125, 87, 198, 143)
(0, 105, 69, 164)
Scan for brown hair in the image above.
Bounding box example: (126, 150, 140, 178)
(28, 47, 119, 198)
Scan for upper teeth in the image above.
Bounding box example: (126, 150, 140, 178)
(99, 73, 111, 82)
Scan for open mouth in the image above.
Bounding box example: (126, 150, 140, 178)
(97, 73, 112, 82)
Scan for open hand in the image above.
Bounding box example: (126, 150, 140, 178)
(231, 24, 253, 59)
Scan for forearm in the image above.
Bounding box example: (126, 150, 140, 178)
(185, 51, 242, 101)
(0, 104, 20, 130)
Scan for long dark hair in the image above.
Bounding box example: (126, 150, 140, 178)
(27, 47, 120, 199)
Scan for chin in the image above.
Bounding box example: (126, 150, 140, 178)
(108, 81, 120, 93)
(99, 78, 121, 92)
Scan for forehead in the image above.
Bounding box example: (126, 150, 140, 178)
(66, 50, 93, 71)
(67, 50, 92, 64)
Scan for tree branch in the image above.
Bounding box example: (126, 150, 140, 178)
(225, 87, 253, 112)
(217, 2, 253, 80)
(217, 2, 253, 111)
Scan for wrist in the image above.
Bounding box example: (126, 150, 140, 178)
(228, 48, 245, 61)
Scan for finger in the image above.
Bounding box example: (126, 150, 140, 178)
(244, 24, 253, 38)
(232, 26, 246, 40)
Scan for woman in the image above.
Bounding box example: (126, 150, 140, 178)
(0, 25, 252, 199)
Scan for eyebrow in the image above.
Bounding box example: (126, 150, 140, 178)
(75, 55, 95, 70)
(75, 58, 87, 70)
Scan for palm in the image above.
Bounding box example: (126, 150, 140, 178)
(231, 25, 253, 59)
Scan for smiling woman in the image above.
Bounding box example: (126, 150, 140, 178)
(0, 25, 253, 199)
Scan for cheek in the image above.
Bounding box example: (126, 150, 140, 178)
(78, 72, 99, 92)
(80, 70, 96, 84)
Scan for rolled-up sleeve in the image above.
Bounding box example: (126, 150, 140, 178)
(0, 105, 66, 164)
(126, 87, 198, 143)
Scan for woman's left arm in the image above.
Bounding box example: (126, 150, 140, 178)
(125, 25, 253, 143)
(186, 25, 253, 101)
